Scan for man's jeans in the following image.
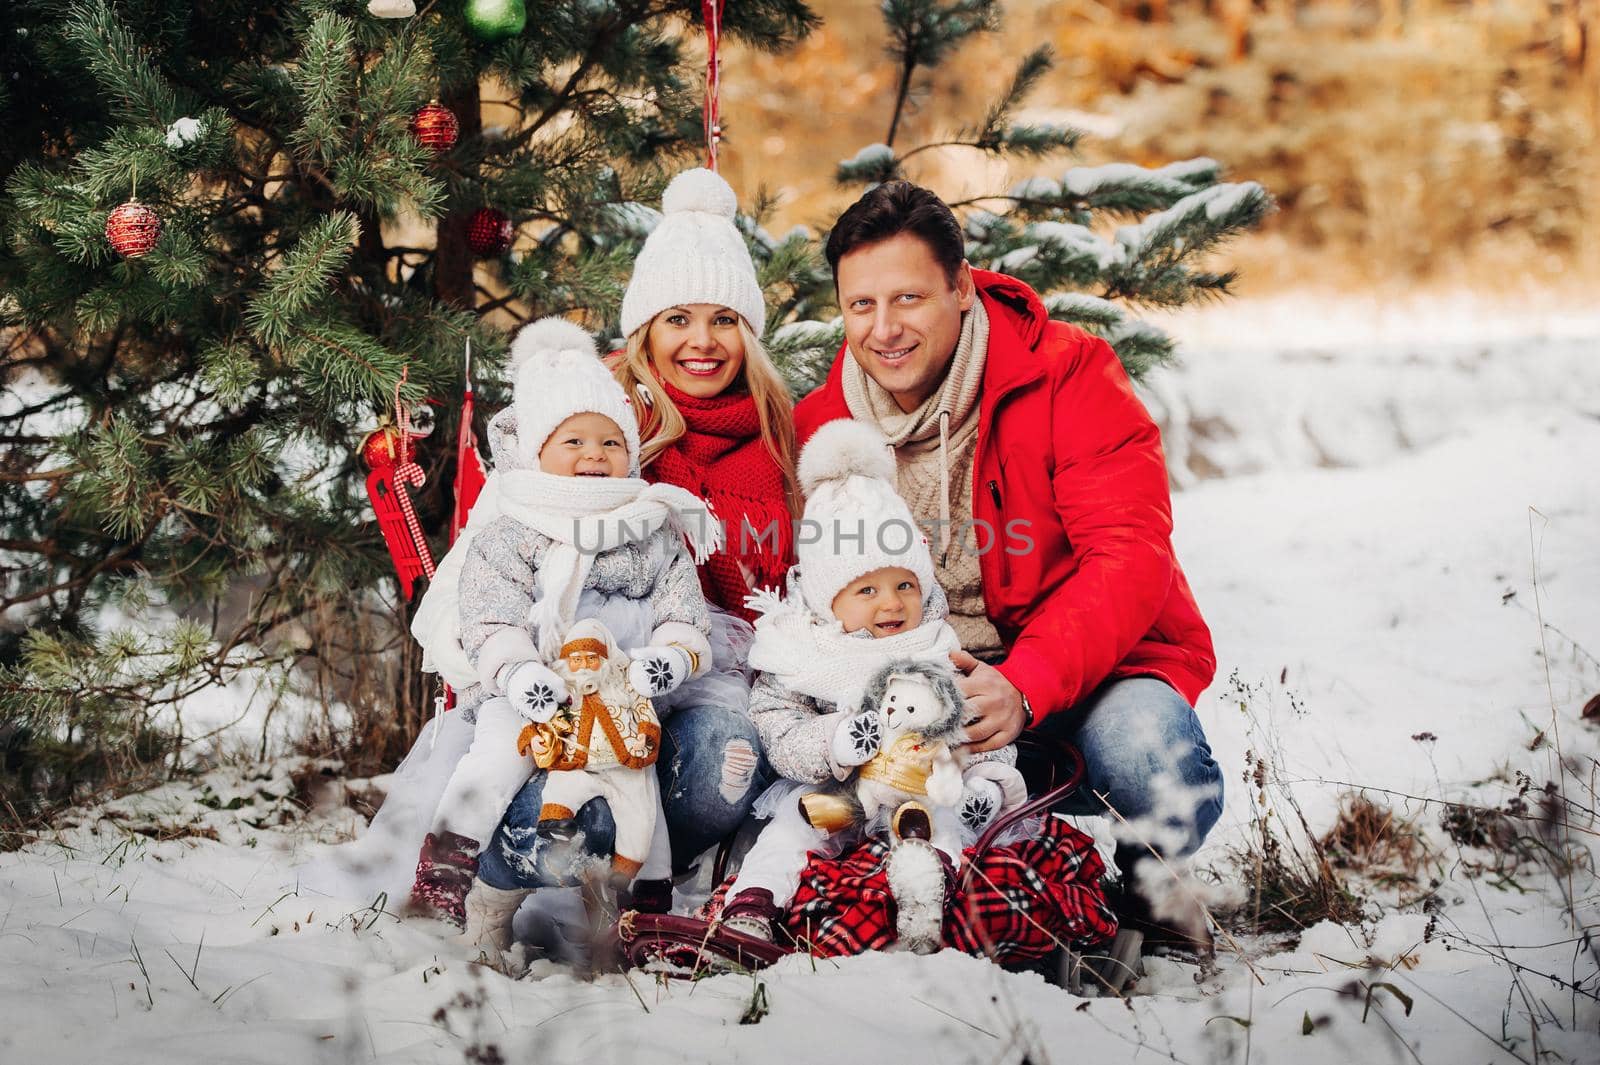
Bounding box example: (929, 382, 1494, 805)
(477, 702, 766, 890)
(1028, 676, 1223, 872)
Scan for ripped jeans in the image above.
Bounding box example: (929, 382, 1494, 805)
(476, 702, 767, 890)
(1024, 676, 1224, 874)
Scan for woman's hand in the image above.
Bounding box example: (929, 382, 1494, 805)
(950, 648, 1027, 752)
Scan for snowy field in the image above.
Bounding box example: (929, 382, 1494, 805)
(3, 293, 1598, 1064)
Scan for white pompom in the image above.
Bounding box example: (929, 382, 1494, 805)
(798, 419, 895, 496)
(508, 316, 597, 376)
(661, 168, 738, 219)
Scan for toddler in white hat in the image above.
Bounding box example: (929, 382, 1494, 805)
(718, 419, 1027, 942)
(405, 317, 723, 955)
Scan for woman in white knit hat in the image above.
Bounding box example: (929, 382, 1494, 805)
(610, 167, 798, 620)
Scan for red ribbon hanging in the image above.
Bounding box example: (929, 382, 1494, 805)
(451, 340, 487, 544)
(702, 0, 725, 170)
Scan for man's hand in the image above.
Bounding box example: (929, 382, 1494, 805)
(950, 648, 1027, 752)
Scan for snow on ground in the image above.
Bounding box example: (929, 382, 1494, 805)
(3, 294, 1599, 1064)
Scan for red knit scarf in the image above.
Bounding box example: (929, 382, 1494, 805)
(645, 382, 794, 620)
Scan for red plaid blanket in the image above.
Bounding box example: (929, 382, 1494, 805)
(708, 816, 1117, 963)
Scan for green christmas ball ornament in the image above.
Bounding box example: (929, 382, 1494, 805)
(463, 0, 526, 41)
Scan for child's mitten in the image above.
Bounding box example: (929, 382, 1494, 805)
(963, 761, 1028, 811)
(500, 660, 570, 723)
(830, 711, 883, 768)
(627, 645, 693, 697)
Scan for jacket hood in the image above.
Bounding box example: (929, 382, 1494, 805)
(968, 268, 1048, 352)
(486, 408, 532, 470)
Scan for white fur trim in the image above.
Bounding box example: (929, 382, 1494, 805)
(887, 839, 946, 954)
(648, 620, 712, 678)
(797, 419, 895, 496)
(815, 710, 856, 781)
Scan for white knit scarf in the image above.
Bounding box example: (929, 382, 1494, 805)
(498, 468, 722, 658)
(842, 298, 990, 555)
(743, 585, 960, 711)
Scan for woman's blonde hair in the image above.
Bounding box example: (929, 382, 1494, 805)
(612, 315, 798, 511)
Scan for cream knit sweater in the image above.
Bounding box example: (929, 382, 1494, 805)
(842, 302, 1004, 657)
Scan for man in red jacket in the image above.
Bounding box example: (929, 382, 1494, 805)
(795, 182, 1223, 931)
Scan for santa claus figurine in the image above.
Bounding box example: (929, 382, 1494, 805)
(516, 618, 668, 883)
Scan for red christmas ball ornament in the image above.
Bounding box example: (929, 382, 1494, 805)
(466, 207, 514, 256)
(410, 102, 459, 155)
(105, 200, 163, 258)
(360, 423, 412, 470)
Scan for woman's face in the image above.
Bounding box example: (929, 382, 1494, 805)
(646, 304, 747, 399)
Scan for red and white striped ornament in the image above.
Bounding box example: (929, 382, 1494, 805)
(466, 207, 514, 256)
(410, 102, 459, 155)
(105, 200, 163, 258)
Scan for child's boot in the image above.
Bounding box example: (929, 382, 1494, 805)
(720, 887, 780, 942)
(462, 879, 531, 972)
(620, 877, 673, 915)
(407, 830, 480, 928)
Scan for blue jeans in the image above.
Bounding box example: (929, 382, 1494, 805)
(1028, 676, 1223, 868)
(477, 702, 766, 890)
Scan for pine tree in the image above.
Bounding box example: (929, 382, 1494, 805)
(0, 0, 1267, 834)
(767, 0, 1273, 386)
(0, 0, 816, 829)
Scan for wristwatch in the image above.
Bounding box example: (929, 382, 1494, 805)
(1020, 692, 1036, 730)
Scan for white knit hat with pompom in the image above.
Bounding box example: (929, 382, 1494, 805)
(618, 168, 766, 339)
(510, 316, 640, 475)
(795, 419, 936, 617)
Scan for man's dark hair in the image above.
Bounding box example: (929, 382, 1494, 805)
(824, 181, 965, 286)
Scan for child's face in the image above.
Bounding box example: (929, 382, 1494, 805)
(830, 566, 923, 638)
(537, 412, 629, 478)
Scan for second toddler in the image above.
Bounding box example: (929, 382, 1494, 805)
(720, 419, 1025, 941)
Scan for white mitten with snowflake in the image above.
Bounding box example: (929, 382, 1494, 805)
(957, 776, 1004, 834)
(831, 711, 883, 769)
(963, 761, 1028, 811)
(627, 645, 693, 698)
(500, 660, 570, 723)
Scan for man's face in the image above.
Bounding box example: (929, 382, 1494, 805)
(835, 233, 975, 413)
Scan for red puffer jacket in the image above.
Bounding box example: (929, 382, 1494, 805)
(794, 270, 1216, 720)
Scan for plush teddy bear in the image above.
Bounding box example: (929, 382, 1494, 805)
(800, 658, 970, 855)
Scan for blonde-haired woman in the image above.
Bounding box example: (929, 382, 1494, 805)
(612, 305, 797, 619)
(477, 169, 795, 914)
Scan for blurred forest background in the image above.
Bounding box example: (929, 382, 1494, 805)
(715, 0, 1598, 295)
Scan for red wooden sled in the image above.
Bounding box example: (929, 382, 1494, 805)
(605, 738, 1088, 975)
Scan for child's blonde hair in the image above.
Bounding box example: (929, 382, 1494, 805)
(612, 315, 799, 511)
